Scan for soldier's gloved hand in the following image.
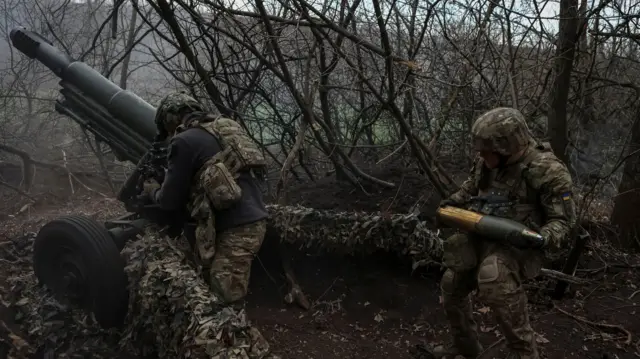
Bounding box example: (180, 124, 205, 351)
(506, 230, 547, 249)
(142, 179, 161, 197)
(534, 232, 549, 249)
(439, 198, 459, 208)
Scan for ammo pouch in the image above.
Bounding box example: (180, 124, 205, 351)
(201, 160, 243, 210)
(442, 233, 478, 272)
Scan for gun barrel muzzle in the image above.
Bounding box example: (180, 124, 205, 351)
(9, 27, 73, 77)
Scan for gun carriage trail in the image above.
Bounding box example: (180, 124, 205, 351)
(2, 0, 640, 358)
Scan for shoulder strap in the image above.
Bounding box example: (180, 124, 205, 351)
(176, 112, 218, 133)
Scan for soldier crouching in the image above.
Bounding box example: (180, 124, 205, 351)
(432, 108, 577, 359)
(141, 92, 269, 306)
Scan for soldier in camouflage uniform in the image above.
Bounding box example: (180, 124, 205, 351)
(142, 92, 269, 305)
(433, 107, 576, 359)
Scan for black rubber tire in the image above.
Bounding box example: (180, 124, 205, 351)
(33, 215, 129, 329)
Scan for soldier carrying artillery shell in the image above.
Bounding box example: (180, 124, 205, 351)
(426, 107, 577, 359)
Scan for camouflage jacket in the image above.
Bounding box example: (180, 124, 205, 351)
(448, 142, 577, 253)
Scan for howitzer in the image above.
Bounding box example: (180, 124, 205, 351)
(10, 27, 182, 328)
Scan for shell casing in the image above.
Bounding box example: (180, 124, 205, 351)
(436, 206, 542, 243)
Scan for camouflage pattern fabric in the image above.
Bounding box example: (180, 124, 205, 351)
(155, 92, 205, 130)
(199, 160, 244, 211)
(207, 220, 267, 303)
(449, 145, 576, 255)
(438, 107, 577, 359)
(177, 114, 267, 302)
(181, 115, 267, 212)
(438, 242, 537, 358)
(119, 229, 275, 359)
(114, 206, 438, 358)
(441, 233, 477, 272)
(525, 149, 577, 253)
(182, 116, 267, 212)
(471, 107, 533, 156)
(265, 204, 443, 266)
(194, 117, 268, 176)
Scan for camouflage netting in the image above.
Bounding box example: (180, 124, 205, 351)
(119, 229, 275, 358)
(265, 204, 444, 267)
(0, 230, 278, 359)
(0, 204, 441, 358)
(0, 233, 126, 358)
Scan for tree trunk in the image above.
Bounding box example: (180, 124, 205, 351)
(610, 110, 640, 250)
(571, 0, 598, 186)
(546, 0, 579, 165)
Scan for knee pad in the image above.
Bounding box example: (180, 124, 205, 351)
(477, 255, 500, 284)
(477, 255, 522, 302)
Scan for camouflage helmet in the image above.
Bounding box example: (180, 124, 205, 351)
(471, 107, 532, 156)
(155, 92, 204, 129)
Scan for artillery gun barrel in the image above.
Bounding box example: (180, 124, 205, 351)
(9, 27, 181, 329)
(9, 27, 157, 160)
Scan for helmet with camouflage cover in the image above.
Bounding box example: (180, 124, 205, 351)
(155, 92, 205, 131)
(471, 107, 533, 156)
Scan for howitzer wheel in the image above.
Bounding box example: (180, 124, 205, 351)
(33, 215, 129, 329)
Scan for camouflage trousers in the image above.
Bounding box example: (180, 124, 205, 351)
(193, 219, 267, 304)
(440, 244, 539, 359)
(121, 229, 275, 358)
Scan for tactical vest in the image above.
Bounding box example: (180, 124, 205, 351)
(468, 142, 553, 231)
(179, 114, 267, 213)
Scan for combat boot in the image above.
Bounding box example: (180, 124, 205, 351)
(432, 339, 483, 359)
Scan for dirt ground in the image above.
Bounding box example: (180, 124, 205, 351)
(250, 242, 640, 359)
(1, 166, 639, 359)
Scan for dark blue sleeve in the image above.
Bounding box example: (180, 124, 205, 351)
(152, 136, 196, 211)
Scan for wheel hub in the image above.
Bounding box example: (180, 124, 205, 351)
(52, 250, 88, 305)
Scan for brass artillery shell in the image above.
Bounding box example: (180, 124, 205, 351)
(436, 206, 483, 232)
(436, 206, 543, 243)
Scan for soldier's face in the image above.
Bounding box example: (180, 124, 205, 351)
(479, 150, 500, 169)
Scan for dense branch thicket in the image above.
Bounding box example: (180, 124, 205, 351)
(1, 0, 640, 247)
